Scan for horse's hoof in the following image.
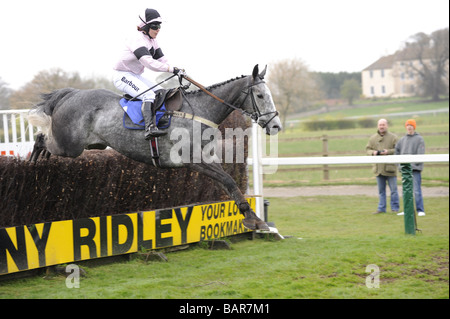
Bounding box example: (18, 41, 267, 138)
(242, 218, 257, 230)
(256, 220, 270, 231)
(242, 217, 269, 231)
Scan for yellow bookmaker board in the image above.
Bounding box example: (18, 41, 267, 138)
(0, 198, 254, 275)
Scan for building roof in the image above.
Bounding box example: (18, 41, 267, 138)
(363, 54, 395, 71)
(363, 46, 437, 71)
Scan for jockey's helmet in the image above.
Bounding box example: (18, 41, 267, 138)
(138, 9, 163, 34)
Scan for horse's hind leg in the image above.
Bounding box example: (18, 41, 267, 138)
(190, 162, 269, 231)
(43, 149, 51, 160)
(29, 133, 51, 163)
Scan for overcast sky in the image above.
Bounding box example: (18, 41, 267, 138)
(0, 0, 448, 89)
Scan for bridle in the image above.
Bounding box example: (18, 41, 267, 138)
(182, 75, 279, 129)
(238, 80, 279, 129)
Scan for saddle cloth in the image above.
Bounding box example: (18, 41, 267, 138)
(119, 88, 182, 130)
(119, 98, 169, 130)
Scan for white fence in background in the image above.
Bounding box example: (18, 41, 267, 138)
(247, 153, 449, 166)
(0, 109, 37, 158)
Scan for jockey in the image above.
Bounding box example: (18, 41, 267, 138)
(113, 8, 184, 139)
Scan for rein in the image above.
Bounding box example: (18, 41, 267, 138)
(183, 76, 249, 115)
(182, 75, 278, 128)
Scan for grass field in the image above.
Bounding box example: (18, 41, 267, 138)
(1, 195, 447, 299)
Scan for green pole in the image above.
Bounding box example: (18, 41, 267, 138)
(401, 163, 416, 235)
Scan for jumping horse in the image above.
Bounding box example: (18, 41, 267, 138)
(28, 65, 282, 230)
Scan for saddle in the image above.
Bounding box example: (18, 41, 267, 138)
(154, 88, 183, 113)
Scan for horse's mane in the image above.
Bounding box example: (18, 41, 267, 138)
(186, 75, 247, 95)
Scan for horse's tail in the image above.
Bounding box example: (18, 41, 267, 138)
(28, 88, 78, 136)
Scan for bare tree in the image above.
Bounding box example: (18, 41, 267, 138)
(267, 58, 320, 129)
(9, 68, 118, 109)
(0, 77, 11, 110)
(399, 28, 449, 101)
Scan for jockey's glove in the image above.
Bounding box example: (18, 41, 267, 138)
(173, 67, 186, 76)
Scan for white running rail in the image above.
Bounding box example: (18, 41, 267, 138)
(0, 109, 37, 158)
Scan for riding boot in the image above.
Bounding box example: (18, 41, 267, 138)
(141, 101, 167, 139)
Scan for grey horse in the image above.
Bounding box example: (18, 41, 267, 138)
(28, 65, 282, 230)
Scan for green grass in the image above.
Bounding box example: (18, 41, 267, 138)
(292, 99, 449, 123)
(1, 196, 447, 299)
(283, 99, 448, 141)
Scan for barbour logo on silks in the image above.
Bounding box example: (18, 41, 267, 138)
(121, 77, 140, 92)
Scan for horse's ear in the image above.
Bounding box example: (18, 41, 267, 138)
(252, 64, 259, 80)
(259, 65, 267, 79)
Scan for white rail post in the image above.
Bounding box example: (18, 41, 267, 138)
(251, 121, 264, 221)
(11, 114, 17, 144)
(19, 113, 27, 142)
(2, 114, 9, 143)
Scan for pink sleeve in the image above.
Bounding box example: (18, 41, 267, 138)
(139, 56, 173, 73)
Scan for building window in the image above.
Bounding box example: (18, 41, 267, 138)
(370, 70, 373, 78)
(381, 69, 385, 77)
(370, 86, 375, 95)
(381, 85, 385, 94)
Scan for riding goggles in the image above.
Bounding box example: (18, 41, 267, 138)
(149, 23, 161, 30)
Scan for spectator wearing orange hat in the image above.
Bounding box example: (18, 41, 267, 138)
(395, 119, 426, 216)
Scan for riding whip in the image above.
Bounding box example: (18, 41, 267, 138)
(129, 73, 178, 101)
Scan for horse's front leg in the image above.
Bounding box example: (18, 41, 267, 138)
(190, 162, 269, 231)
